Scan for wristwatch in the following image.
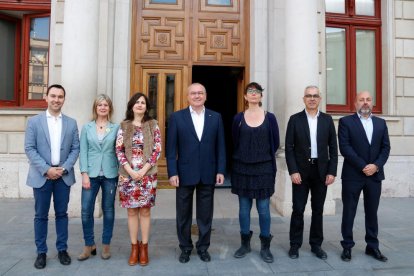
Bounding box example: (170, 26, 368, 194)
(62, 168, 68, 175)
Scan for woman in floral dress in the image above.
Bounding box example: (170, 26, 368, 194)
(116, 92, 161, 266)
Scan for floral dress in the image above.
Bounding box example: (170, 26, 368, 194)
(116, 124, 161, 208)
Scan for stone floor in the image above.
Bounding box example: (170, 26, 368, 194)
(1, 189, 413, 275)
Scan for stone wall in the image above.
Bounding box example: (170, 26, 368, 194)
(395, 1, 414, 116)
(0, 113, 34, 199)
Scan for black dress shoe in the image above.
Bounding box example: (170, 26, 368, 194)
(341, 248, 352, 262)
(311, 246, 327, 260)
(197, 250, 211, 262)
(288, 245, 299, 259)
(179, 250, 191, 263)
(34, 253, 47, 269)
(58, 250, 72, 265)
(365, 247, 388, 262)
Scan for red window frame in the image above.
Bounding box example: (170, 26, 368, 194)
(0, 1, 50, 10)
(21, 12, 51, 108)
(0, 1, 50, 108)
(326, 0, 382, 113)
(0, 13, 21, 107)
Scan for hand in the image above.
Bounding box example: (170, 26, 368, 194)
(290, 173, 302, 185)
(216, 174, 224, 185)
(362, 164, 378, 176)
(46, 167, 63, 180)
(325, 174, 335, 185)
(130, 170, 144, 181)
(82, 173, 91, 189)
(169, 175, 179, 187)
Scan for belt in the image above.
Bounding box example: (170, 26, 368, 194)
(51, 165, 59, 167)
(309, 158, 318, 165)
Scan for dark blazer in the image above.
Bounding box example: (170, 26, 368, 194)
(338, 113, 390, 181)
(285, 110, 338, 180)
(166, 107, 226, 186)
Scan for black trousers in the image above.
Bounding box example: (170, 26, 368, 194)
(341, 178, 382, 250)
(176, 183, 215, 252)
(289, 164, 327, 248)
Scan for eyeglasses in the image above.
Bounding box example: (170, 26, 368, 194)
(189, 91, 205, 97)
(304, 94, 320, 99)
(246, 88, 262, 94)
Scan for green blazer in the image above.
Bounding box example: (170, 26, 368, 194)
(79, 121, 119, 178)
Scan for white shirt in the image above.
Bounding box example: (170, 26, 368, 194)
(46, 110, 62, 166)
(359, 114, 373, 144)
(305, 109, 319, 158)
(189, 105, 205, 141)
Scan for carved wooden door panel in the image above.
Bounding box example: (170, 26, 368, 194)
(140, 67, 184, 184)
(193, 0, 246, 64)
(133, 0, 190, 64)
(133, 0, 246, 66)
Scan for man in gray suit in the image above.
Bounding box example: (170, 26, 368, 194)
(24, 84, 80, 269)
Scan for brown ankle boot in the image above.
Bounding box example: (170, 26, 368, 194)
(139, 241, 149, 266)
(101, 244, 111, 260)
(77, 245, 96, 261)
(128, 243, 139, 266)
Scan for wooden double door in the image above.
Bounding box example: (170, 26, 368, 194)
(131, 0, 249, 185)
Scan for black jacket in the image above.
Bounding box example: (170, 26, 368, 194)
(285, 110, 338, 180)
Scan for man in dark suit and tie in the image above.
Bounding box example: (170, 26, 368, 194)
(166, 83, 226, 263)
(339, 91, 390, 262)
(24, 84, 80, 269)
(285, 85, 338, 260)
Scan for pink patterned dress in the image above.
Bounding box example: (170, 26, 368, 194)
(116, 125, 161, 208)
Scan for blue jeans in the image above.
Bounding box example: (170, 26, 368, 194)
(33, 178, 70, 254)
(238, 196, 271, 237)
(81, 176, 117, 245)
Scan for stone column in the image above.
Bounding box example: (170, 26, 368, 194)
(272, 0, 336, 216)
(97, 0, 116, 98)
(111, 0, 132, 123)
(61, 0, 100, 216)
(249, 0, 269, 106)
(61, 0, 100, 125)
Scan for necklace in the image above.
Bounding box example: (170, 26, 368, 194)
(96, 121, 108, 130)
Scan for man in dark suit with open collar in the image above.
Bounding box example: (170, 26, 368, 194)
(339, 91, 390, 262)
(285, 85, 338, 260)
(166, 83, 226, 263)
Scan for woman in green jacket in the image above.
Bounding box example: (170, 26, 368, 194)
(78, 94, 119, 261)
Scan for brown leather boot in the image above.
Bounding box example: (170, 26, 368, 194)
(77, 245, 96, 261)
(128, 243, 139, 266)
(101, 244, 111, 260)
(139, 241, 149, 266)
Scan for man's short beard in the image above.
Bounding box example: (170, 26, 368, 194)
(358, 107, 372, 116)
